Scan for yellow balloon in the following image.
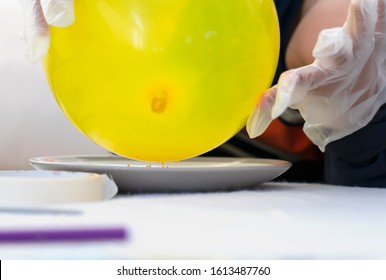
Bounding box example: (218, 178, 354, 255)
(44, 0, 279, 162)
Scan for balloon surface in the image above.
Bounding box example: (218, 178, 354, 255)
(44, 0, 279, 162)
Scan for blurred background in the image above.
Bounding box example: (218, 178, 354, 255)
(0, 2, 107, 170)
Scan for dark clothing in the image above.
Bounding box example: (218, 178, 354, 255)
(273, 0, 303, 84)
(325, 105, 386, 187)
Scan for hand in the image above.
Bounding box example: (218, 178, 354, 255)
(19, 0, 74, 63)
(247, 0, 386, 151)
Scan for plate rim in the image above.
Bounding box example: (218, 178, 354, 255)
(29, 154, 292, 172)
(29, 155, 292, 192)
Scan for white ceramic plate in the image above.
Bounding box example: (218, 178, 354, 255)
(29, 155, 291, 193)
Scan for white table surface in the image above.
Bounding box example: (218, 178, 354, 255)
(1, 182, 385, 259)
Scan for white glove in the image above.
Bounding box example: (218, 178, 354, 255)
(247, 0, 386, 151)
(19, 0, 74, 63)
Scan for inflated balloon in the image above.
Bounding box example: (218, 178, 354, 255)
(44, 0, 279, 162)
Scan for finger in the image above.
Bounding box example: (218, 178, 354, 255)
(312, 27, 354, 70)
(271, 64, 330, 118)
(41, 0, 74, 27)
(246, 86, 277, 138)
(344, 0, 378, 45)
(20, 0, 50, 63)
(375, 0, 386, 32)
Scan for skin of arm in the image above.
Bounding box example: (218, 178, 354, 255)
(285, 0, 351, 68)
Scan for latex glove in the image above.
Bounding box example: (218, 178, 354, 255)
(247, 0, 386, 151)
(19, 0, 74, 63)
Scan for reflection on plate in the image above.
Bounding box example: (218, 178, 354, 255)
(29, 155, 291, 193)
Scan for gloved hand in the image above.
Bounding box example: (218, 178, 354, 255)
(246, 0, 386, 151)
(19, 0, 74, 63)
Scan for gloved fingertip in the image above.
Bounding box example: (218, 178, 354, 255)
(303, 123, 327, 152)
(41, 0, 75, 27)
(246, 108, 260, 138)
(246, 125, 260, 139)
(312, 27, 347, 58)
(344, 0, 378, 44)
(246, 104, 273, 138)
(48, 9, 74, 27)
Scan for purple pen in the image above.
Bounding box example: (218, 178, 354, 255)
(0, 227, 128, 243)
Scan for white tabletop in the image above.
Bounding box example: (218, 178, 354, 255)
(1, 182, 385, 259)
